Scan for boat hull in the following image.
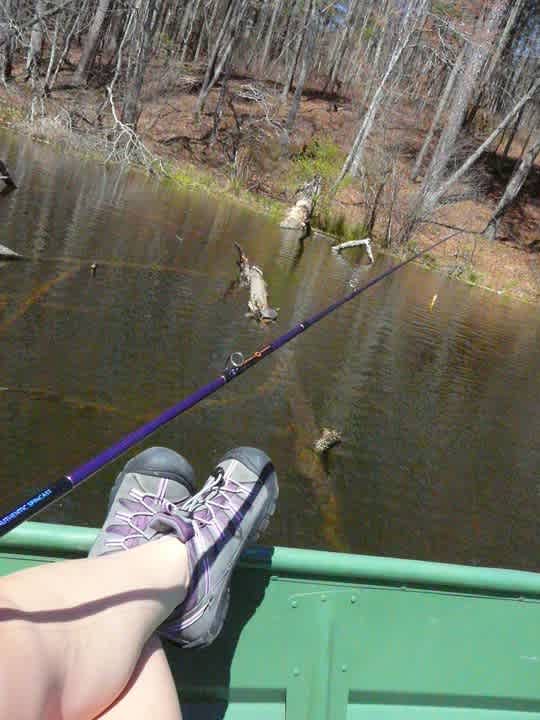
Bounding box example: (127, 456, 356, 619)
(1, 522, 540, 719)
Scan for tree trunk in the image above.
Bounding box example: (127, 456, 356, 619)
(411, 45, 466, 181)
(485, 134, 540, 240)
(259, 0, 281, 74)
(281, 0, 310, 102)
(73, 0, 114, 85)
(285, 0, 317, 133)
(342, 7, 372, 91)
(193, 0, 221, 63)
(325, 0, 360, 93)
(43, 17, 59, 90)
(26, 0, 46, 83)
(210, 55, 232, 142)
(196, 0, 243, 117)
(0, 0, 13, 83)
(180, 0, 203, 63)
(466, 0, 526, 128)
(422, 1, 508, 191)
(122, 0, 163, 128)
(334, 0, 427, 186)
(280, 176, 321, 230)
(410, 78, 540, 228)
(502, 104, 525, 158)
(362, 0, 391, 106)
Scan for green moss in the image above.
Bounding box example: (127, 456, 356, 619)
(362, 22, 377, 41)
(467, 269, 481, 285)
(0, 99, 25, 125)
(164, 160, 284, 220)
(421, 253, 438, 270)
(432, 1, 457, 17)
(312, 204, 367, 241)
(289, 136, 347, 189)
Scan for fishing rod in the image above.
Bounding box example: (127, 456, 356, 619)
(0, 232, 458, 537)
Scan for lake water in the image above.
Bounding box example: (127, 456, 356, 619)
(1, 130, 539, 571)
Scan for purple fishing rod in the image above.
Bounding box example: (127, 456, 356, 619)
(0, 233, 456, 536)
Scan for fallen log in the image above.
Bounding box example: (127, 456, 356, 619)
(331, 237, 374, 263)
(0, 160, 17, 189)
(279, 176, 321, 230)
(234, 242, 278, 322)
(0, 243, 24, 260)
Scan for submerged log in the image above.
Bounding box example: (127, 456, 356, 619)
(279, 176, 321, 230)
(0, 243, 24, 260)
(285, 360, 348, 551)
(234, 242, 278, 322)
(314, 427, 342, 455)
(331, 237, 374, 263)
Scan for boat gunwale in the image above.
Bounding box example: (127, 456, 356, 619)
(1, 522, 540, 598)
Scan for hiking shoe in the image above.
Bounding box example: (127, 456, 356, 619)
(89, 446, 196, 557)
(154, 447, 278, 648)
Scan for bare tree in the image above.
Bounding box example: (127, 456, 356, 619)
(122, 0, 164, 128)
(411, 45, 467, 181)
(285, 0, 317, 134)
(333, 0, 428, 187)
(422, 1, 509, 191)
(403, 77, 540, 239)
(73, 0, 115, 86)
(0, 0, 14, 83)
(280, 0, 311, 102)
(25, 0, 45, 83)
(466, 0, 528, 128)
(258, 0, 281, 74)
(196, 0, 249, 117)
(485, 133, 540, 241)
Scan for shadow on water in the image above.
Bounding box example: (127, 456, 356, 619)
(1, 128, 539, 572)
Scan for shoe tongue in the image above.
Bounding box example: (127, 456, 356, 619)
(152, 512, 194, 543)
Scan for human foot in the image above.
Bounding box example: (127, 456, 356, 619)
(155, 447, 278, 648)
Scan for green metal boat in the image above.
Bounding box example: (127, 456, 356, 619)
(1, 521, 540, 719)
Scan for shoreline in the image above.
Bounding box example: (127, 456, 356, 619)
(0, 90, 537, 307)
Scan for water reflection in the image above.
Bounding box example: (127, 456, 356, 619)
(0, 130, 539, 571)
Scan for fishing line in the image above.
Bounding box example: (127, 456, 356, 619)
(0, 232, 459, 536)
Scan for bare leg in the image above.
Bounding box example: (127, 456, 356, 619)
(96, 635, 181, 720)
(0, 537, 188, 720)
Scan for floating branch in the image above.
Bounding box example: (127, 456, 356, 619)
(332, 238, 374, 264)
(233, 242, 278, 322)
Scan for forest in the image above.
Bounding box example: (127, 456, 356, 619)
(0, 0, 539, 299)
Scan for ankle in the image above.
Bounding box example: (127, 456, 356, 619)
(152, 536, 190, 592)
